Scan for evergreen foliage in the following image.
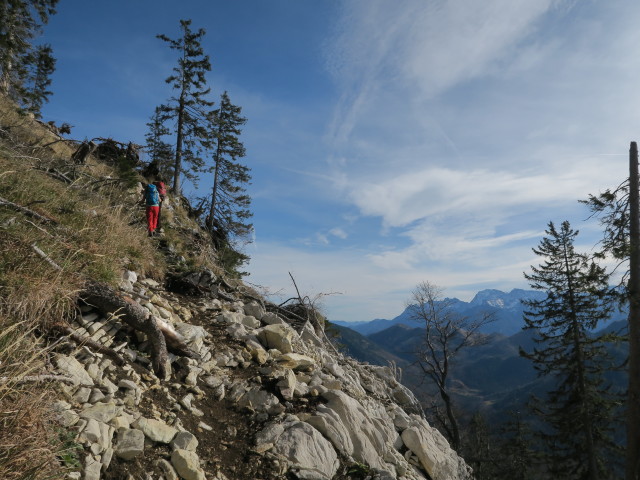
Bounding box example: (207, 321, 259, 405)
(521, 220, 621, 479)
(494, 411, 538, 480)
(460, 412, 499, 480)
(144, 106, 175, 181)
(157, 18, 213, 194)
(0, 0, 57, 115)
(204, 91, 252, 245)
(20, 43, 55, 117)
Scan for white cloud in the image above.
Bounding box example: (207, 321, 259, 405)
(329, 228, 348, 239)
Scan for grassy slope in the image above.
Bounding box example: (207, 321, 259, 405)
(0, 95, 221, 479)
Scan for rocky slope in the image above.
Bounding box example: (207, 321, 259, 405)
(0, 94, 471, 480)
(50, 250, 471, 480)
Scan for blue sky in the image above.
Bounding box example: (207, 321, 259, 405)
(40, 0, 640, 322)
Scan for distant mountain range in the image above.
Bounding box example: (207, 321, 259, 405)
(329, 288, 629, 423)
(334, 288, 626, 336)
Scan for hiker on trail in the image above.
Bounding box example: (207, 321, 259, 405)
(153, 180, 167, 231)
(143, 182, 160, 237)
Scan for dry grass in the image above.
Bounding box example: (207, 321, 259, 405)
(0, 91, 226, 478)
(0, 94, 168, 478)
(0, 318, 60, 480)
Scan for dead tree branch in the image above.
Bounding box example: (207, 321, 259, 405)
(0, 375, 80, 385)
(81, 281, 198, 379)
(31, 243, 62, 271)
(0, 196, 57, 224)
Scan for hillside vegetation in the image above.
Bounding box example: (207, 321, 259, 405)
(0, 95, 470, 480)
(0, 94, 218, 478)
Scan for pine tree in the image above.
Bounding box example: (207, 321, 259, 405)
(0, 0, 57, 106)
(521, 220, 620, 480)
(157, 19, 213, 194)
(461, 412, 498, 480)
(494, 411, 537, 480)
(21, 43, 55, 117)
(202, 91, 252, 275)
(206, 92, 251, 239)
(144, 106, 175, 181)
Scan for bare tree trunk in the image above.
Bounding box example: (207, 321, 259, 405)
(627, 141, 640, 480)
(208, 111, 223, 231)
(172, 92, 185, 194)
(81, 281, 175, 379)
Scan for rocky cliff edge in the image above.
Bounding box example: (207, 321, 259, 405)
(52, 269, 471, 480)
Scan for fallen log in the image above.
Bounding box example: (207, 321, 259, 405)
(81, 281, 198, 380)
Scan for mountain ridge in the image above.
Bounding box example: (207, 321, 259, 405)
(334, 287, 625, 337)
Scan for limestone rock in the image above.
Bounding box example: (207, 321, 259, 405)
(277, 369, 297, 400)
(175, 322, 209, 343)
(83, 454, 102, 480)
(262, 312, 285, 325)
(115, 428, 145, 461)
(156, 458, 179, 480)
(171, 449, 206, 480)
(243, 301, 265, 319)
(54, 355, 94, 386)
(52, 400, 79, 427)
(256, 324, 296, 353)
(238, 387, 282, 414)
(79, 402, 120, 423)
(305, 390, 397, 472)
(171, 431, 199, 452)
(78, 418, 102, 444)
(277, 353, 316, 370)
(133, 417, 179, 444)
(401, 417, 471, 480)
(273, 422, 339, 480)
(216, 311, 244, 324)
(241, 315, 261, 329)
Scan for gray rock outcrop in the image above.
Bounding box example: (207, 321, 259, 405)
(49, 269, 471, 480)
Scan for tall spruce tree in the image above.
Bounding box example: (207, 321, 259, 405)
(157, 19, 213, 194)
(201, 91, 252, 275)
(494, 411, 537, 480)
(144, 106, 175, 181)
(521, 220, 619, 480)
(0, 0, 57, 111)
(461, 412, 498, 480)
(206, 92, 251, 239)
(21, 43, 55, 117)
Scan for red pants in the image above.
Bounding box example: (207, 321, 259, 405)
(146, 206, 159, 233)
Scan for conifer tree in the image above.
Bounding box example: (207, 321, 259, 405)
(461, 412, 498, 480)
(157, 19, 213, 194)
(144, 106, 175, 181)
(0, 0, 57, 110)
(21, 43, 55, 117)
(201, 91, 252, 275)
(205, 92, 252, 240)
(521, 220, 619, 480)
(495, 411, 537, 480)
